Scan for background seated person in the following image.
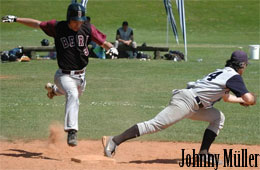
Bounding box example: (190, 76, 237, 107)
(115, 21, 137, 58)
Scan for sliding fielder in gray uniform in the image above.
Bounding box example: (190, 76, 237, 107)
(103, 50, 257, 159)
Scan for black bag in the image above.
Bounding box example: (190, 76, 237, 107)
(1, 48, 23, 62)
(164, 50, 184, 61)
(9, 48, 23, 61)
(1, 51, 9, 62)
(136, 52, 149, 59)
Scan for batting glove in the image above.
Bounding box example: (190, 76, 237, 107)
(2, 15, 17, 23)
(106, 47, 118, 59)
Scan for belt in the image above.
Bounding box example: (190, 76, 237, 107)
(62, 70, 84, 75)
(195, 96, 204, 108)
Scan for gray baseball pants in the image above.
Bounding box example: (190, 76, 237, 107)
(137, 89, 225, 136)
(52, 69, 86, 131)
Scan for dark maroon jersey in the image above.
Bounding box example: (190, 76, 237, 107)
(40, 20, 106, 70)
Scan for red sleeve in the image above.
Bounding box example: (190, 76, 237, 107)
(40, 19, 57, 37)
(90, 24, 106, 45)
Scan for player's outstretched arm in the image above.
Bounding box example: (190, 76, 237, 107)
(16, 17, 41, 29)
(101, 41, 113, 50)
(222, 93, 257, 106)
(2, 15, 41, 29)
(223, 93, 244, 103)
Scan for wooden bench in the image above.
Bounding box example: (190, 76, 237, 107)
(21, 45, 169, 59)
(21, 46, 56, 58)
(117, 45, 169, 59)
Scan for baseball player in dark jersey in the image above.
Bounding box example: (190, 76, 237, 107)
(2, 2, 118, 147)
(102, 51, 257, 161)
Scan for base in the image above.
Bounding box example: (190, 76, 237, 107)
(71, 155, 116, 164)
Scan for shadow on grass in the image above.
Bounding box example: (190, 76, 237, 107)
(0, 149, 60, 161)
(128, 158, 182, 164)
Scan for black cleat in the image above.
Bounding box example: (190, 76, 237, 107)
(67, 130, 77, 147)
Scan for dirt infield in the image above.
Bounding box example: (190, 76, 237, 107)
(0, 123, 259, 170)
(1, 139, 259, 170)
(0, 75, 14, 79)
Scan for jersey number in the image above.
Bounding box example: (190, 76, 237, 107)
(207, 71, 223, 81)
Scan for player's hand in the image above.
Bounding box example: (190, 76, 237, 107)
(250, 93, 257, 105)
(106, 47, 118, 59)
(125, 41, 131, 46)
(2, 15, 17, 23)
(239, 102, 250, 107)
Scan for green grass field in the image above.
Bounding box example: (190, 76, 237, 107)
(0, 0, 259, 145)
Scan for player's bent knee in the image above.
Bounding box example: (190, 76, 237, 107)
(208, 111, 225, 135)
(216, 111, 225, 130)
(213, 111, 225, 128)
(220, 111, 225, 126)
(114, 41, 119, 48)
(132, 42, 137, 48)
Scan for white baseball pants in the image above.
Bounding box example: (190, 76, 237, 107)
(52, 69, 86, 131)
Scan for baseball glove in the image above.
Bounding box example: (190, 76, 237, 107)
(2, 15, 17, 23)
(106, 47, 118, 59)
